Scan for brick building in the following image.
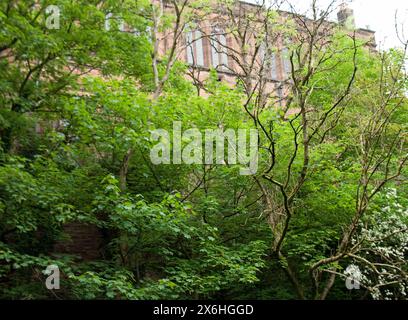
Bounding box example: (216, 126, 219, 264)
(156, 1, 375, 101)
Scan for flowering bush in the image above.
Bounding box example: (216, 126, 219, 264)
(350, 189, 408, 300)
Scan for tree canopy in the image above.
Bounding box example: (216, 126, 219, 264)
(0, 0, 407, 300)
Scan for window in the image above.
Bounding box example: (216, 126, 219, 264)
(259, 42, 279, 80)
(270, 52, 278, 80)
(186, 30, 204, 67)
(281, 46, 292, 77)
(276, 83, 284, 106)
(210, 28, 228, 70)
(105, 13, 113, 31)
(105, 13, 125, 32)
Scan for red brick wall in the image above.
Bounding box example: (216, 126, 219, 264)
(54, 223, 104, 261)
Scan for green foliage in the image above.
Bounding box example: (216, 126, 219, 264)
(0, 1, 406, 301)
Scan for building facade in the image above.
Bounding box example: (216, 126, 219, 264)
(156, 1, 376, 103)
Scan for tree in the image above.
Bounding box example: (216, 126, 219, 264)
(0, 0, 406, 300)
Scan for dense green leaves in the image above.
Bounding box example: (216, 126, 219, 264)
(0, 1, 406, 300)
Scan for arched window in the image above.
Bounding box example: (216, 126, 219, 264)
(210, 27, 228, 70)
(281, 38, 293, 78)
(259, 41, 279, 80)
(281, 47, 292, 77)
(186, 29, 205, 67)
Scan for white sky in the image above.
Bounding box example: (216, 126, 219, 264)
(246, 0, 408, 49)
(352, 0, 408, 49)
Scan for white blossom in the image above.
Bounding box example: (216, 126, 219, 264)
(352, 188, 408, 300)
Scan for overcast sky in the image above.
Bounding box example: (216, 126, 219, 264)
(246, 0, 408, 49)
(352, 0, 407, 49)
